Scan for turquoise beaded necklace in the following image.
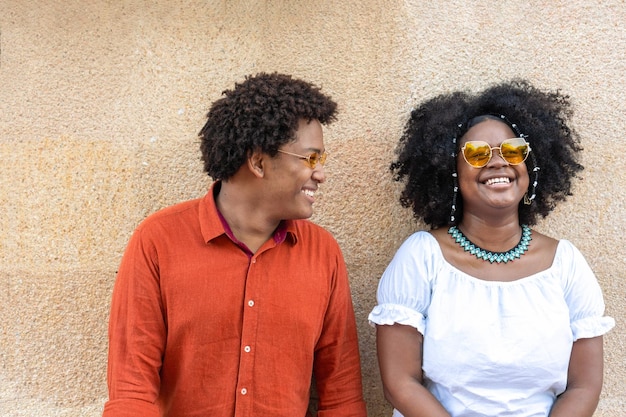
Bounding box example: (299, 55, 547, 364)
(448, 225, 532, 264)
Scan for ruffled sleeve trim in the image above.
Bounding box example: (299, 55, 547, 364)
(368, 303, 426, 334)
(571, 315, 615, 341)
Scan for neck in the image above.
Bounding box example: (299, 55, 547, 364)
(457, 214, 523, 253)
(216, 180, 281, 250)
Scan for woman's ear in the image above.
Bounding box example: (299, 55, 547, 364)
(247, 150, 265, 178)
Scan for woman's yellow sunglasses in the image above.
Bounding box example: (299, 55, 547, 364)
(460, 138, 531, 168)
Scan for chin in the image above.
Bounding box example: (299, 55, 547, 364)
(298, 209, 314, 219)
(284, 210, 313, 220)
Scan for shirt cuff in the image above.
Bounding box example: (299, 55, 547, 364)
(317, 400, 367, 417)
(103, 398, 161, 417)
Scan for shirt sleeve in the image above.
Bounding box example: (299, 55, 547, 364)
(368, 232, 439, 335)
(558, 240, 615, 341)
(103, 224, 165, 417)
(313, 243, 367, 417)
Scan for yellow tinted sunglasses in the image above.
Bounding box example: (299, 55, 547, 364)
(277, 149, 328, 169)
(460, 138, 531, 168)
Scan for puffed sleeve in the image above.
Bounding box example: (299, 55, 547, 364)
(557, 240, 615, 341)
(368, 231, 441, 335)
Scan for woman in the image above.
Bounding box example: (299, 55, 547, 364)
(369, 80, 614, 417)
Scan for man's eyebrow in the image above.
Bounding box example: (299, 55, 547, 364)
(303, 147, 324, 153)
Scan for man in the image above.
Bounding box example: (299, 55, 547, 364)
(103, 73, 367, 417)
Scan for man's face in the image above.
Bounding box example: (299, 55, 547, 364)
(266, 118, 326, 221)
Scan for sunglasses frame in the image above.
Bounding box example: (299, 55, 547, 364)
(460, 137, 531, 168)
(277, 149, 328, 169)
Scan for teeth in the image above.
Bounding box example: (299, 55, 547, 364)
(485, 177, 510, 186)
(302, 189, 315, 197)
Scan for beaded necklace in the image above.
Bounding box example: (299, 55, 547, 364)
(448, 225, 532, 264)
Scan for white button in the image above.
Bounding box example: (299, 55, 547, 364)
(244, 346, 251, 353)
(241, 388, 247, 395)
(248, 300, 254, 307)
(251, 258, 256, 264)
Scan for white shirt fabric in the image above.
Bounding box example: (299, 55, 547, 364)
(369, 231, 615, 417)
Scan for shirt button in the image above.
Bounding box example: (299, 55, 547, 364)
(241, 388, 247, 395)
(248, 300, 254, 307)
(251, 258, 256, 264)
(244, 345, 251, 353)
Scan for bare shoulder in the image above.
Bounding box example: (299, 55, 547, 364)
(528, 229, 559, 256)
(429, 227, 453, 247)
(516, 228, 560, 275)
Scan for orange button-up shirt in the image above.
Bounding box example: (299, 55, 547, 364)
(103, 183, 367, 417)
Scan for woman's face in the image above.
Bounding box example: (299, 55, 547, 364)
(457, 119, 529, 220)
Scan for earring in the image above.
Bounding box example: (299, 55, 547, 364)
(523, 193, 533, 205)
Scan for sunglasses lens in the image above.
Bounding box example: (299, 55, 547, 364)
(500, 139, 529, 165)
(463, 142, 491, 167)
(309, 152, 327, 168)
(307, 154, 319, 168)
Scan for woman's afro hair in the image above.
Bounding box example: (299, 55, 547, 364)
(391, 79, 584, 228)
(199, 72, 337, 181)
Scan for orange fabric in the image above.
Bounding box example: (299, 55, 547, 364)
(104, 183, 367, 417)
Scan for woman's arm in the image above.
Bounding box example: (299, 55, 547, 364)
(376, 324, 451, 417)
(549, 336, 604, 417)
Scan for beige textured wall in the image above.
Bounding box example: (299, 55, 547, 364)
(0, 1, 624, 415)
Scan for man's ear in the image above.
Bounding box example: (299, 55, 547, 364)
(247, 150, 266, 178)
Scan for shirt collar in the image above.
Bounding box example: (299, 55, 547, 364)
(199, 181, 298, 247)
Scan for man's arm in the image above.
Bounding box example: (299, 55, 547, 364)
(313, 254, 367, 417)
(103, 228, 165, 417)
(549, 336, 604, 417)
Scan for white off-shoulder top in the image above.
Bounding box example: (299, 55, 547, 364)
(369, 231, 615, 417)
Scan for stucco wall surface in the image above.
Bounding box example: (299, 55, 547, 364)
(0, 1, 624, 416)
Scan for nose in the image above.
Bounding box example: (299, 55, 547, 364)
(312, 164, 326, 183)
(487, 147, 509, 167)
